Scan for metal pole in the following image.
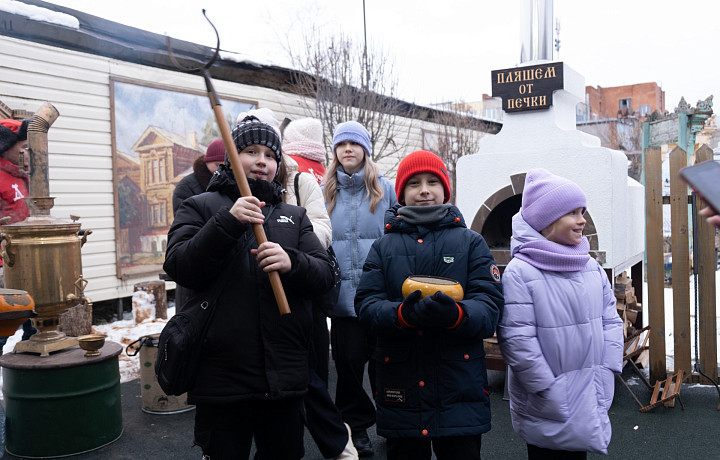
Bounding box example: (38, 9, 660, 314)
(362, 0, 369, 90)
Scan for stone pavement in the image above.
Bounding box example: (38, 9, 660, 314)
(4, 366, 720, 459)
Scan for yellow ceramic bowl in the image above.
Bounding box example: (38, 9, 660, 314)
(401, 276, 464, 301)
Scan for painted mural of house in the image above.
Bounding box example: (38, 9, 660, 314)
(118, 127, 206, 275)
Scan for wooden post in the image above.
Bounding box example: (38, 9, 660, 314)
(669, 146, 691, 375)
(694, 145, 718, 383)
(133, 281, 167, 321)
(645, 146, 667, 383)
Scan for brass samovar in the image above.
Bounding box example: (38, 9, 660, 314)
(0, 102, 92, 356)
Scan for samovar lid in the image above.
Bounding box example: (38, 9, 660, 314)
(1, 216, 81, 235)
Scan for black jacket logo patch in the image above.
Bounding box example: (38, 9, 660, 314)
(384, 388, 406, 403)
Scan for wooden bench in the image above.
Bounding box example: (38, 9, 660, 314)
(615, 325, 685, 412)
(639, 370, 685, 412)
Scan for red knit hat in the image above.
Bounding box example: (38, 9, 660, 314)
(395, 150, 451, 205)
(204, 138, 225, 163)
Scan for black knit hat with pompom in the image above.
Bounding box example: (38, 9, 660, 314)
(231, 115, 283, 171)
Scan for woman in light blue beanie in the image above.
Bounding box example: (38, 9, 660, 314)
(331, 121, 372, 157)
(322, 120, 397, 456)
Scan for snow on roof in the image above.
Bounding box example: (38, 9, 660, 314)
(219, 50, 277, 68)
(0, 0, 79, 29)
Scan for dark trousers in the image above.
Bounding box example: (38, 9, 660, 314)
(312, 306, 330, 384)
(304, 369, 348, 458)
(330, 316, 376, 433)
(527, 443, 587, 460)
(21, 319, 35, 340)
(386, 434, 483, 460)
(304, 309, 348, 458)
(194, 398, 304, 460)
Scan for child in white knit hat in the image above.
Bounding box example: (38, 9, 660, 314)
(283, 117, 327, 184)
(497, 168, 623, 459)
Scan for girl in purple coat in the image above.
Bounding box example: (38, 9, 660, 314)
(497, 169, 623, 459)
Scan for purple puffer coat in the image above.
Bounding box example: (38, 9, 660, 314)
(497, 214, 623, 454)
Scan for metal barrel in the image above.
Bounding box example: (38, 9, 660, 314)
(0, 341, 123, 458)
(137, 334, 194, 415)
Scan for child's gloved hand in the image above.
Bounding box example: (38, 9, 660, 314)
(415, 291, 460, 329)
(398, 290, 423, 327)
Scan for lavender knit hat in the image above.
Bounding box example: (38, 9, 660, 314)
(332, 121, 371, 156)
(521, 168, 587, 232)
(283, 118, 326, 163)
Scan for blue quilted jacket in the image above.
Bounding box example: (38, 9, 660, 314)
(325, 166, 397, 317)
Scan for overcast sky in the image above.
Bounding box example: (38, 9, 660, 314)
(42, 0, 718, 111)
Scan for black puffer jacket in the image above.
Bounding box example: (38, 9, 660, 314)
(164, 165, 333, 404)
(355, 204, 504, 438)
(172, 155, 214, 214)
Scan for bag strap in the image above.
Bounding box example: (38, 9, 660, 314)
(293, 172, 302, 206)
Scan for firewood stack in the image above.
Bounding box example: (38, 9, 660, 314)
(614, 272, 642, 338)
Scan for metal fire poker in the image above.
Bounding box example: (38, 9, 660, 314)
(167, 11, 290, 315)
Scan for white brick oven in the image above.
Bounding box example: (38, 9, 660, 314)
(456, 62, 645, 277)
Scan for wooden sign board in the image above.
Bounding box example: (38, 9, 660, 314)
(491, 62, 564, 112)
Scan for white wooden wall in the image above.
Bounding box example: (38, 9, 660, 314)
(0, 35, 477, 302)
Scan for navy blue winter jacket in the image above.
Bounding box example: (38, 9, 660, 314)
(355, 204, 504, 438)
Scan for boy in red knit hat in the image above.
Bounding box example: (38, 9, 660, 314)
(355, 150, 504, 460)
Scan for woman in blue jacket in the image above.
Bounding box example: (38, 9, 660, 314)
(355, 151, 504, 460)
(323, 120, 397, 456)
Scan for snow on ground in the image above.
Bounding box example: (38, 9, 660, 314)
(656, 271, 720, 373)
(91, 310, 172, 383)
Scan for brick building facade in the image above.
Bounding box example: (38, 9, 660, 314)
(583, 82, 665, 120)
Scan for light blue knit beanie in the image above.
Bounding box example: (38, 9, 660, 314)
(332, 121, 371, 156)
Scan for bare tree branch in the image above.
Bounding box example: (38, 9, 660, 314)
(423, 103, 490, 203)
(286, 29, 414, 166)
